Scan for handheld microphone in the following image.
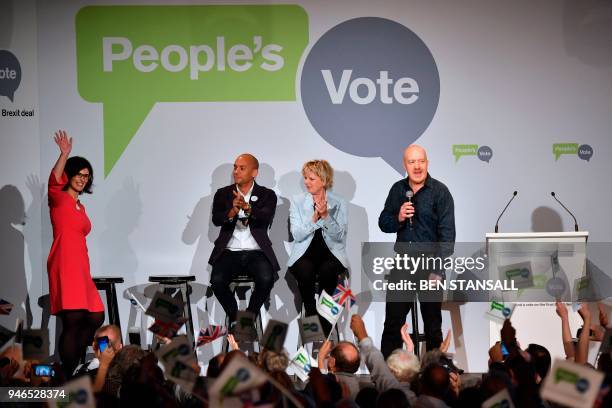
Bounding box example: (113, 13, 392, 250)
(551, 192, 579, 232)
(494, 191, 518, 233)
(405, 190, 414, 226)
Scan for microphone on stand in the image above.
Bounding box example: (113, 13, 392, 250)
(551, 192, 579, 232)
(405, 190, 414, 226)
(494, 191, 518, 233)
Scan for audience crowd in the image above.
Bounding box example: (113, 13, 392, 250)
(1, 301, 611, 407)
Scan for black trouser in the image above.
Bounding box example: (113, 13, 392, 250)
(380, 268, 443, 359)
(210, 250, 275, 323)
(289, 230, 345, 336)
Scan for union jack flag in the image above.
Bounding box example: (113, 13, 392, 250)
(0, 299, 13, 315)
(332, 276, 356, 308)
(148, 317, 185, 338)
(197, 325, 227, 347)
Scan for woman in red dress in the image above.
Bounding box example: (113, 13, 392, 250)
(47, 130, 105, 376)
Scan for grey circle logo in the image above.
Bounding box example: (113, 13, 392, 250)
(75, 389, 88, 403)
(576, 378, 589, 393)
(236, 367, 250, 381)
(0, 50, 21, 102)
(301, 18, 440, 174)
(578, 144, 593, 161)
(477, 145, 493, 163)
(546, 277, 566, 298)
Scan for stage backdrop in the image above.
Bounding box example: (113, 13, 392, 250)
(1, 0, 612, 372)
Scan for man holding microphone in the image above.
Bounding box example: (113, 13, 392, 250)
(378, 145, 455, 358)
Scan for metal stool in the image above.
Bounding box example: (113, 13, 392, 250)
(222, 273, 265, 352)
(410, 299, 428, 358)
(93, 277, 124, 332)
(148, 275, 196, 346)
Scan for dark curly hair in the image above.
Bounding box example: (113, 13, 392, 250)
(62, 156, 94, 194)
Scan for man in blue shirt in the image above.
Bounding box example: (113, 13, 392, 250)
(378, 145, 455, 358)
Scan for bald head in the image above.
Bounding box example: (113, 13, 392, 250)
(403, 144, 429, 185)
(236, 153, 259, 169)
(403, 144, 427, 161)
(329, 341, 360, 374)
(233, 154, 259, 187)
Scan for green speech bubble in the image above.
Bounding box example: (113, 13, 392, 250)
(76, 5, 308, 176)
(294, 352, 309, 365)
(321, 297, 335, 308)
(532, 274, 547, 288)
(490, 301, 505, 312)
(552, 143, 579, 161)
(452, 144, 478, 162)
(505, 269, 522, 279)
(554, 367, 579, 385)
(576, 277, 590, 291)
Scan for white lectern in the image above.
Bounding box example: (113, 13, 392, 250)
(485, 231, 589, 362)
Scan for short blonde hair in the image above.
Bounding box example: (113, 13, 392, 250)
(302, 160, 334, 189)
(259, 349, 290, 372)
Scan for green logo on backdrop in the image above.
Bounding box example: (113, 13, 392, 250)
(552, 143, 578, 160)
(76, 5, 308, 175)
(452, 144, 493, 163)
(552, 143, 593, 161)
(452, 144, 478, 162)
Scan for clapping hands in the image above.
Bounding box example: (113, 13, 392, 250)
(230, 190, 251, 219)
(312, 192, 328, 222)
(400, 323, 414, 353)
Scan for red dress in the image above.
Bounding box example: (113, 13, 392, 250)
(47, 171, 104, 315)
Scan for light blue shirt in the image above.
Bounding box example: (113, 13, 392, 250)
(287, 191, 349, 268)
